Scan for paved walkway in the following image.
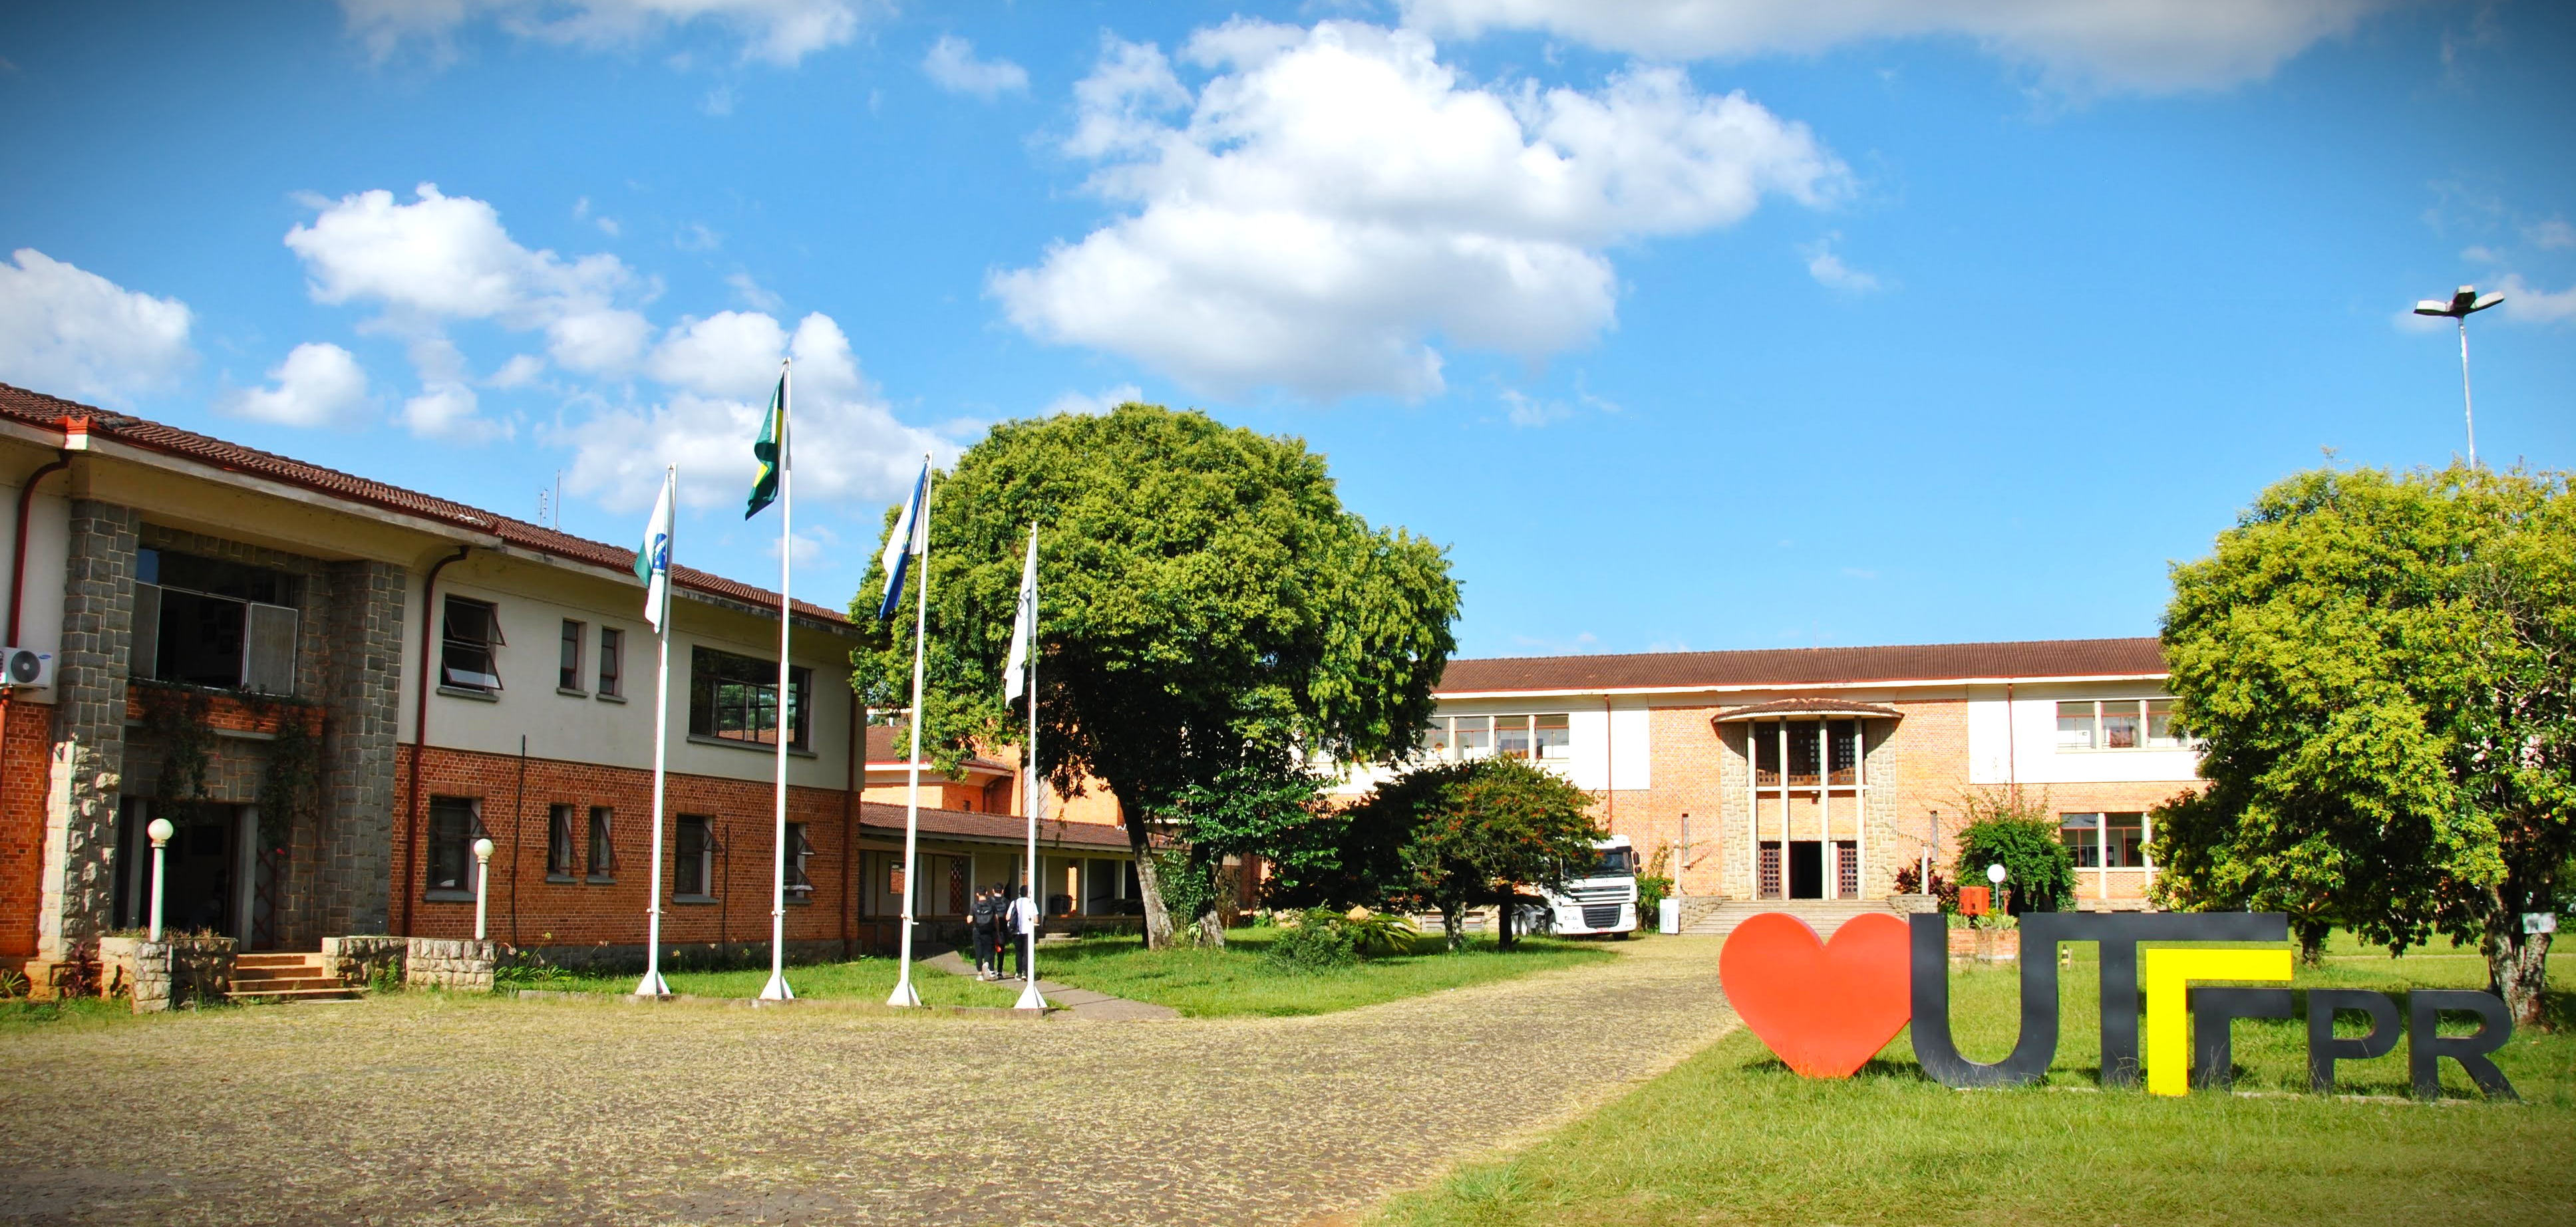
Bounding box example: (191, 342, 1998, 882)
(920, 948, 1181, 1021)
(0, 938, 1735, 1227)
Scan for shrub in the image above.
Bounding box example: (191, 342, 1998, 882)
(1951, 788, 2074, 913)
(1265, 908, 1359, 972)
(1891, 863, 1961, 913)
(1339, 906, 1418, 957)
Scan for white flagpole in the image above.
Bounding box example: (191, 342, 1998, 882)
(760, 360, 796, 1002)
(1015, 523, 1046, 1012)
(888, 453, 933, 1007)
(635, 465, 675, 998)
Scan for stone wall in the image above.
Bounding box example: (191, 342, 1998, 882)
(404, 936, 496, 992)
(37, 499, 138, 962)
(98, 933, 234, 1012)
(321, 934, 408, 988)
(317, 559, 404, 940)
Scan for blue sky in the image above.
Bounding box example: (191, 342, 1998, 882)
(1, 1, 2568, 659)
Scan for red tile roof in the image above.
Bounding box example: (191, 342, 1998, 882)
(856, 799, 1129, 849)
(0, 382, 849, 628)
(1438, 638, 2166, 694)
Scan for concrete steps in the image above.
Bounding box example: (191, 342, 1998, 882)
(229, 952, 360, 1002)
(1682, 899, 1897, 939)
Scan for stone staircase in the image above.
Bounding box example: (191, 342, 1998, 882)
(228, 952, 360, 1003)
(1681, 899, 1899, 940)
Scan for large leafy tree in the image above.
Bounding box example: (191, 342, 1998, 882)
(1336, 757, 1605, 951)
(2154, 464, 2574, 1023)
(850, 404, 1459, 948)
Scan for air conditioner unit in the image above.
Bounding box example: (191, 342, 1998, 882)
(2, 646, 55, 690)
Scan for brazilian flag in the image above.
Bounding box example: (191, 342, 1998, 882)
(744, 369, 787, 519)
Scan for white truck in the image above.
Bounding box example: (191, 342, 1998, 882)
(1521, 835, 1640, 938)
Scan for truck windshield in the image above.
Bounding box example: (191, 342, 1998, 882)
(1591, 847, 1635, 875)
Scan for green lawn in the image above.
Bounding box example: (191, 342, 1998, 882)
(1021, 926, 1619, 1018)
(1373, 938, 2576, 1227)
(541, 955, 1021, 1008)
(0, 995, 160, 1031)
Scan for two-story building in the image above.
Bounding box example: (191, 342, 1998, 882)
(0, 382, 1134, 990)
(1357, 638, 2198, 908)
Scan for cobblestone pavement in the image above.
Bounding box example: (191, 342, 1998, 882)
(0, 938, 1734, 1227)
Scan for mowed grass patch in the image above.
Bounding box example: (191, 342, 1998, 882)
(1029, 927, 1621, 1017)
(1374, 940, 2576, 1227)
(546, 956, 1020, 1007)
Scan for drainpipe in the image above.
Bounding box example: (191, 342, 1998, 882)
(400, 546, 471, 936)
(9, 454, 71, 647)
(842, 687, 858, 959)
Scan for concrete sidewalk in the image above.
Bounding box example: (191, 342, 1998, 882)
(921, 948, 1181, 1020)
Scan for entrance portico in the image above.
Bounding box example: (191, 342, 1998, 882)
(1714, 698, 1900, 901)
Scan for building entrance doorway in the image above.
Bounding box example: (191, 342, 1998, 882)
(1786, 841, 1825, 899)
(114, 799, 259, 942)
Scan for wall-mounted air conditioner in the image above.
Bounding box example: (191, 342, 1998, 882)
(3, 646, 55, 690)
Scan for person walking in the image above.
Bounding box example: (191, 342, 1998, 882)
(1005, 884, 1038, 980)
(969, 885, 1001, 980)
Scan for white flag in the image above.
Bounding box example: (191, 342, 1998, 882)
(634, 468, 675, 632)
(1002, 526, 1037, 702)
(876, 458, 929, 622)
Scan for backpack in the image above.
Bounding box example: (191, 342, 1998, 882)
(972, 895, 999, 926)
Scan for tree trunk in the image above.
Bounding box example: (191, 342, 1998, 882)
(1196, 904, 1226, 948)
(1496, 894, 1516, 952)
(1441, 902, 1464, 952)
(1129, 826, 1177, 950)
(2484, 918, 2551, 1028)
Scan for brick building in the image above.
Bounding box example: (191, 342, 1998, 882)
(0, 383, 1132, 986)
(1347, 639, 2199, 908)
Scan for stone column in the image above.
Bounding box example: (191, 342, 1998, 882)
(37, 499, 138, 966)
(317, 559, 405, 940)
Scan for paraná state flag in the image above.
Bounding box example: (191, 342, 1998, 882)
(744, 369, 788, 519)
(1003, 526, 1037, 702)
(876, 458, 929, 622)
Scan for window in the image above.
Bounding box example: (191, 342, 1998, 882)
(688, 646, 811, 750)
(1533, 714, 1572, 761)
(426, 796, 480, 895)
(2057, 699, 2188, 751)
(1827, 719, 1859, 784)
(1451, 716, 1491, 758)
(1494, 714, 1533, 759)
(131, 547, 301, 695)
(441, 597, 504, 692)
(560, 620, 585, 691)
(675, 816, 715, 898)
(2106, 813, 2147, 868)
(597, 627, 623, 698)
(546, 805, 577, 879)
(2060, 813, 2103, 868)
(1417, 719, 1452, 760)
(1754, 724, 1781, 785)
(1785, 723, 1821, 787)
(784, 822, 814, 896)
(587, 806, 615, 881)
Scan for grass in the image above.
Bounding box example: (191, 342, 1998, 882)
(538, 954, 1021, 1008)
(0, 995, 162, 1031)
(1022, 926, 1621, 1017)
(1372, 936, 2576, 1227)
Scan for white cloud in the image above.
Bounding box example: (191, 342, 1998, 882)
(562, 312, 951, 512)
(995, 21, 1842, 400)
(220, 342, 371, 426)
(677, 222, 723, 251)
(338, 0, 870, 68)
(489, 352, 547, 388)
(2496, 274, 2576, 325)
(922, 35, 1029, 99)
(726, 271, 784, 312)
(2529, 217, 2576, 251)
(402, 382, 512, 443)
(1499, 388, 1569, 428)
(703, 84, 735, 116)
(1041, 384, 1145, 417)
(1399, 0, 2400, 93)
(1802, 233, 1883, 293)
(0, 249, 194, 406)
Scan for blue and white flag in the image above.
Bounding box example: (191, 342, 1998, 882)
(634, 468, 676, 632)
(876, 458, 930, 622)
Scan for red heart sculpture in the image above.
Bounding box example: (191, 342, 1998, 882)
(1717, 912, 1912, 1078)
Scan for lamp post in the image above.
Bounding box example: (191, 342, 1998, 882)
(1987, 861, 2007, 917)
(472, 837, 494, 942)
(2412, 285, 2505, 466)
(145, 817, 174, 942)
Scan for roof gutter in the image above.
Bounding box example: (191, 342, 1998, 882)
(9, 452, 71, 646)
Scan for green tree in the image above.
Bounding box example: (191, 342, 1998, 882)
(2154, 464, 2574, 1023)
(1158, 759, 1333, 947)
(1341, 756, 1604, 951)
(849, 404, 1460, 949)
(1951, 787, 2075, 914)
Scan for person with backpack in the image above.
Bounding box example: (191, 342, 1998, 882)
(1004, 884, 1038, 980)
(969, 885, 1002, 980)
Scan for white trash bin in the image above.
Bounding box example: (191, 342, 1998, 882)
(1658, 896, 1681, 934)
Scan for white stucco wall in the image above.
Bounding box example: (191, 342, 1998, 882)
(0, 464, 70, 664)
(1965, 680, 2201, 786)
(1321, 698, 1651, 795)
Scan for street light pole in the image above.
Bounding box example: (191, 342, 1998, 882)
(2413, 285, 2505, 467)
(472, 837, 495, 942)
(146, 817, 174, 942)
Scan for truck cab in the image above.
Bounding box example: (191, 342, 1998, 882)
(1533, 836, 1639, 937)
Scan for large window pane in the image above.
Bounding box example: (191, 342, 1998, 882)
(2055, 701, 2096, 750)
(442, 597, 502, 692)
(1495, 714, 1533, 759)
(1452, 715, 1492, 758)
(688, 646, 812, 750)
(426, 797, 476, 892)
(1786, 723, 1820, 784)
(2102, 700, 2142, 749)
(1533, 714, 1571, 761)
(2059, 813, 2102, 869)
(2146, 698, 2183, 748)
(2106, 813, 2146, 868)
(1826, 719, 1858, 783)
(1418, 718, 1452, 761)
